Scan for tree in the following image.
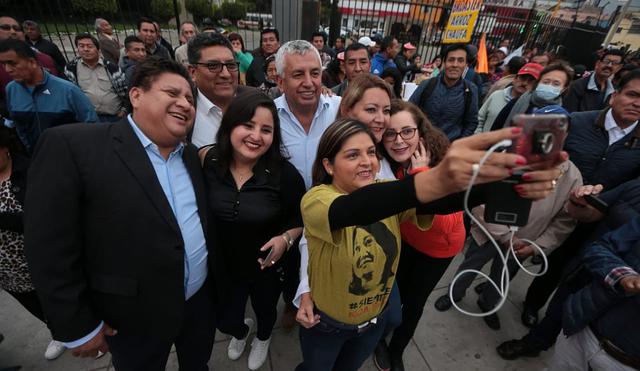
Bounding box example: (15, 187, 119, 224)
(150, 0, 174, 21)
(70, 0, 118, 15)
(221, 1, 246, 21)
(185, 0, 214, 21)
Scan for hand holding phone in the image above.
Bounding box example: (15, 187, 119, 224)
(258, 235, 286, 269)
(507, 114, 568, 171)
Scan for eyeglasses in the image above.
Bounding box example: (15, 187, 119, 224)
(192, 61, 239, 73)
(601, 59, 622, 66)
(0, 24, 21, 32)
(382, 127, 417, 142)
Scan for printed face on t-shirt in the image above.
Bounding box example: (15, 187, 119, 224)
(348, 222, 397, 296)
(350, 227, 383, 295)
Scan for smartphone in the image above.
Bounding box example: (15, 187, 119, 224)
(484, 171, 533, 227)
(507, 114, 569, 170)
(260, 247, 275, 268)
(583, 194, 609, 214)
(484, 114, 568, 227)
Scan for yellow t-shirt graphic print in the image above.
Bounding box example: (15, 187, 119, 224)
(302, 184, 432, 325)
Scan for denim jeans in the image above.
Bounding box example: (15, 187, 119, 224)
(295, 311, 386, 371)
(383, 281, 402, 337)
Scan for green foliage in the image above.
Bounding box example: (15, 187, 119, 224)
(221, 1, 246, 21)
(185, 0, 214, 20)
(150, 0, 174, 21)
(70, 0, 118, 15)
(212, 4, 223, 20)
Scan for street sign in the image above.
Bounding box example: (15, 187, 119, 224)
(443, 0, 483, 43)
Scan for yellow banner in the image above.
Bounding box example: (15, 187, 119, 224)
(443, 0, 483, 43)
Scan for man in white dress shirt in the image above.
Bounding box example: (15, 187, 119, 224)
(188, 33, 253, 148)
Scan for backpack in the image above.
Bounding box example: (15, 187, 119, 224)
(418, 77, 473, 126)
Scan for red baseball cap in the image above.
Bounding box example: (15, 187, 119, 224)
(517, 63, 544, 79)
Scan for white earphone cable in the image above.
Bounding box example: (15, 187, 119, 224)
(449, 140, 549, 317)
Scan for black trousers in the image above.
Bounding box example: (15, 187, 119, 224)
(388, 243, 454, 357)
(5, 289, 46, 323)
(282, 240, 300, 305)
(217, 269, 282, 341)
(106, 284, 216, 371)
(523, 224, 590, 311)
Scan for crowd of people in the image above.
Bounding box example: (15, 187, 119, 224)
(0, 12, 639, 371)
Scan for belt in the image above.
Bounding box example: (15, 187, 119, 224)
(316, 306, 387, 334)
(590, 325, 640, 370)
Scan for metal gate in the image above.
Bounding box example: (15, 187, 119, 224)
(0, 0, 270, 63)
(323, 0, 613, 64)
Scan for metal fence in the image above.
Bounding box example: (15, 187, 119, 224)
(0, 0, 269, 63)
(322, 0, 614, 64)
(0, 0, 616, 65)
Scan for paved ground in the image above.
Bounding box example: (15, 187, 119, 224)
(0, 253, 554, 371)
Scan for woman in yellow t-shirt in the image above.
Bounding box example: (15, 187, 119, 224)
(295, 119, 566, 371)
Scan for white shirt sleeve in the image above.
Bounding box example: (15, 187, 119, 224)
(293, 230, 310, 308)
(62, 321, 104, 348)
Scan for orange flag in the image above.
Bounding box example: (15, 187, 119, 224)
(476, 33, 489, 74)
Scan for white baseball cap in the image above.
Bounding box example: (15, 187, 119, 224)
(358, 36, 376, 47)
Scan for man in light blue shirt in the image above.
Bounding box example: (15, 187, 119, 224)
(274, 40, 341, 327)
(274, 40, 341, 189)
(24, 57, 217, 370)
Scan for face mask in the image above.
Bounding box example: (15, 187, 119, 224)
(535, 83, 562, 100)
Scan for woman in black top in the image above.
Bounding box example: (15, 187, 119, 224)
(200, 90, 305, 370)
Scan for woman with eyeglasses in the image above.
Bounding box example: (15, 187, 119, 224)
(378, 100, 466, 370)
(295, 118, 566, 371)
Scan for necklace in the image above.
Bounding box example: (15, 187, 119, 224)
(230, 165, 253, 188)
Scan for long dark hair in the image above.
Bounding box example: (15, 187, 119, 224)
(312, 119, 377, 186)
(215, 89, 287, 172)
(383, 100, 449, 171)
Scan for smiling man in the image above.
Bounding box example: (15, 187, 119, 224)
(274, 40, 342, 330)
(564, 49, 625, 113)
(24, 57, 222, 370)
(188, 33, 253, 148)
(274, 40, 341, 189)
(409, 43, 479, 141)
(64, 33, 128, 122)
(331, 42, 371, 97)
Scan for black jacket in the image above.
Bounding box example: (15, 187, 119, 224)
(246, 49, 270, 87)
(28, 37, 67, 73)
(563, 77, 611, 113)
(394, 54, 420, 80)
(565, 109, 640, 189)
(24, 120, 225, 342)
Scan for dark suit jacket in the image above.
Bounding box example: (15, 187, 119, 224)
(563, 77, 609, 113)
(24, 119, 222, 342)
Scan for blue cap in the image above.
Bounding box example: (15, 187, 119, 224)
(533, 105, 569, 116)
